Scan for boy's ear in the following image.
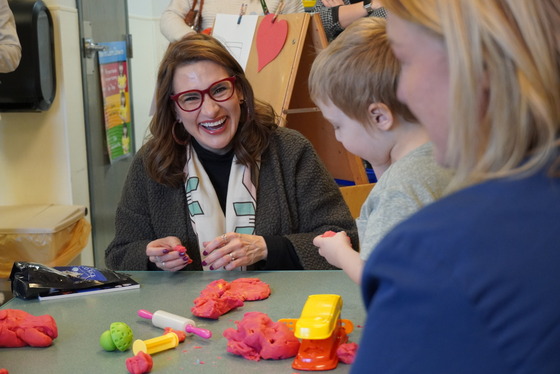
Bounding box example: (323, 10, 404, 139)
(368, 103, 393, 131)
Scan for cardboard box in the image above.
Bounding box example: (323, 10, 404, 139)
(0, 204, 91, 278)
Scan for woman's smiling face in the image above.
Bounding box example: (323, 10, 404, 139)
(172, 60, 243, 154)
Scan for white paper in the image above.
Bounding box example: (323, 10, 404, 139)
(212, 14, 259, 71)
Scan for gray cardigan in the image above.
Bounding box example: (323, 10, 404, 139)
(105, 127, 358, 271)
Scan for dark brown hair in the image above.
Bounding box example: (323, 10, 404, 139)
(144, 33, 278, 188)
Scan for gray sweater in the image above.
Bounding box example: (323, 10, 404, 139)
(106, 127, 358, 271)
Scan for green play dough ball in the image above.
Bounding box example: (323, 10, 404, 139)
(110, 322, 134, 351)
(100, 330, 116, 351)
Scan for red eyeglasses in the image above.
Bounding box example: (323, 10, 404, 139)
(170, 76, 237, 112)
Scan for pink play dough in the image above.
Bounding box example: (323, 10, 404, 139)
(223, 312, 300, 361)
(126, 351, 153, 374)
(337, 342, 358, 364)
(0, 309, 58, 348)
(228, 278, 271, 301)
(163, 327, 186, 343)
(191, 278, 271, 319)
(191, 279, 244, 319)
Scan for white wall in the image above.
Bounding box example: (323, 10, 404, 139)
(0, 0, 94, 265)
(0, 0, 170, 268)
(128, 0, 169, 149)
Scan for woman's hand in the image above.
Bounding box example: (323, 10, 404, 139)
(146, 236, 192, 272)
(321, 0, 344, 7)
(312, 231, 352, 269)
(202, 233, 268, 270)
(371, 0, 383, 9)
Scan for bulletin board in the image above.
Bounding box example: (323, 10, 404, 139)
(244, 13, 369, 185)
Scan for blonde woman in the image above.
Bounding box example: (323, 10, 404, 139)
(353, 1, 560, 373)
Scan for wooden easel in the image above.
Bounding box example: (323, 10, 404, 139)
(244, 13, 368, 185)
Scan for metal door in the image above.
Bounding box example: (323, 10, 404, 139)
(77, 0, 134, 267)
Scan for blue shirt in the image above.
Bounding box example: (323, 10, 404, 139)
(353, 163, 560, 373)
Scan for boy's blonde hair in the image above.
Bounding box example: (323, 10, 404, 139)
(309, 17, 415, 125)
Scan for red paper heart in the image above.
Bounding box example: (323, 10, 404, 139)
(256, 14, 288, 72)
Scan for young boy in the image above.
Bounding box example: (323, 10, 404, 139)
(309, 18, 452, 284)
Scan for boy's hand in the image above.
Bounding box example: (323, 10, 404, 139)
(313, 231, 352, 268)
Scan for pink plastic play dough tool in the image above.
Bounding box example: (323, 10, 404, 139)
(137, 309, 212, 339)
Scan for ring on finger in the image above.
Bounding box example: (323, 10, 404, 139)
(222, 234, 228, 244)
(229, 252, 235, 262)
(162, 261, 166, 268)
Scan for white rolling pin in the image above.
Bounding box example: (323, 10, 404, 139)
(137, 309, 212, 339)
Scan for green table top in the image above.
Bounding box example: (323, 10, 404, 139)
(0, 270, 365, 373)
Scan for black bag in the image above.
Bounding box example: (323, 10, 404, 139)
(9, 261, 135, 299)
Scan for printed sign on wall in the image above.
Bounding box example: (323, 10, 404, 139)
(98, 41, 132, 164)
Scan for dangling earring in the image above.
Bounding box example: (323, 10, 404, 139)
(172, 120, 187, 145)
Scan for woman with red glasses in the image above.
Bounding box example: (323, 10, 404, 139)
(106, 33, 357, 272)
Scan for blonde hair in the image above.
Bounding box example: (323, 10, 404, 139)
(309, 17, 415, 126)
(384, 0, 560, 190)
